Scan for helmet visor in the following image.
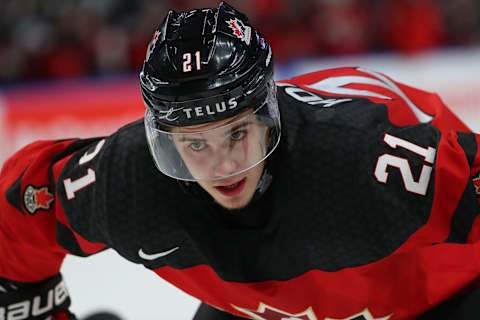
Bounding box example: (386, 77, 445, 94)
(145, 86, 281, 181)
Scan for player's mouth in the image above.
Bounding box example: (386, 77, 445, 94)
(214, 177, 246, 197)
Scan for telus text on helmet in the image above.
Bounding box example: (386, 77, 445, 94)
(182, 97, 238, 119)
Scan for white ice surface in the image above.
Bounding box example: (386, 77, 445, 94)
(61, 250, 200, 320)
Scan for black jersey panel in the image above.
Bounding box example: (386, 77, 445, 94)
(55, 221, 89, 257)
(444, 181, 480, 244)
(457, 132, 478, 167)
(444, 132, 480, 243)
(5, 169, 26, 214)
(268, 90, 439, 274)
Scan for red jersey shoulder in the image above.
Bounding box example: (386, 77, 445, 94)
(278, 67, 470, 132)
(472, 135, 480, 196)
(0, 138, 108, 281)
(1, 139, 78, 215)
(1, 138, 105, 216)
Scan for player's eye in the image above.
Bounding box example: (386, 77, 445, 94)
(231, 130, 247, 141)
(189, 141, 206, 151)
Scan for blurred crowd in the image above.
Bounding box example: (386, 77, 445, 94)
(0, 0, 479, 83)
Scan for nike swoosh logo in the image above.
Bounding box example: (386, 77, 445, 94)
(138, 246, 180, 260)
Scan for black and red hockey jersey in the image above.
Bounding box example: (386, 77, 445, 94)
(1, 67, 480, 320)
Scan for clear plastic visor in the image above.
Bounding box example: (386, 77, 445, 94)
(144, 90, 281, 182)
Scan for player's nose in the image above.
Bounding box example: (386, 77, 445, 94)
(212, 151, 241, 177)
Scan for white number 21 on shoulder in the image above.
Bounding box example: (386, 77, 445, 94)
(374, 133, 436, 195)
(63, 139, 105, 200)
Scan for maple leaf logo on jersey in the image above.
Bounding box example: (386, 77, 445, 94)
(23, 185, 54, 215)
(232, 303, 391, 320)
(325, 308, 392, 320)
(473, 171, 480, 195)
(226, 18, 251, 45)
(232, 303, 317, 320)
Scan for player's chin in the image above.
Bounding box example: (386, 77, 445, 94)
(216, 197, 252, 210)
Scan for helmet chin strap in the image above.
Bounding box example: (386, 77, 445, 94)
(251, 164, 273, 202)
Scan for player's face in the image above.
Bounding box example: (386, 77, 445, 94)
(172, 110, 267, 209)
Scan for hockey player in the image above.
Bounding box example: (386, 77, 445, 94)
(1, 2, 480, 320)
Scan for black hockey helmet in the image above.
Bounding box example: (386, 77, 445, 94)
(141, 2, 281, 182)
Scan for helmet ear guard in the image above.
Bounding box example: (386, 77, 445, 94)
(141, 2, 280, 182)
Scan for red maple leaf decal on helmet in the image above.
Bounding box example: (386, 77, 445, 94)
(228, 20, 243, 37)
(226, 18, 251, 45)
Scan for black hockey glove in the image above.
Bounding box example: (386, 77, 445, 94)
(0, 273, 73, 320)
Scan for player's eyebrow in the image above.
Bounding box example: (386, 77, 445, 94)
(177, 137, 206, 142)
(226, 121, 251, 136)
(177, 122, 253, 142)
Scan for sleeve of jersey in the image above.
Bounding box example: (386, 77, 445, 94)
(467, 134, 480, 242)
(281, 66, 471, 133)
(433, 129, 480, 244)
(0, 139, 107, 283)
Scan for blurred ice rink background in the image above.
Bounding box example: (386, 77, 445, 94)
(1, 1, 479, 319)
